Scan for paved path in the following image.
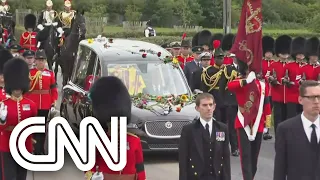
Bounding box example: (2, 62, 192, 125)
(26, 68, 275, 179)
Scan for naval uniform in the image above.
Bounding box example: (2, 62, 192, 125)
(179, 118, 231, 180)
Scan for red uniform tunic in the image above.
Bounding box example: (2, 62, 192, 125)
(227, 78, 271, 132)
(283, 61, 304, 103)
(266, 61, 286, 103)
(25, 68, 58, 110)
(177, 55, 194, 69)
(84, 75, 99, 91)
(313, 65, 320, 81)
(19, 31, 38, 52)
(0, 87, 7, 101)
(1, 28, 8, 44)
(300, 63, 318, 80)
(86, 133, 146, 180)
(223, 56, 233, 65)
(0, 97, 37, 152)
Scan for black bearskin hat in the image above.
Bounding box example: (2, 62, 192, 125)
(275, 35, 292, 56)
(192, 32, 199, 47)
(198, 30, 212, 46)
(24, 14, 37, 30)
(210, 33, 223, 50)
(0, 49, 13, 75)
(3, 58, 30, 95)
(262, 36, 275, 55)
(306, 37, 320, 57)
(89, 76, 132, 128)
(291, 37, 306, 57)
(221, 33, 235, 51)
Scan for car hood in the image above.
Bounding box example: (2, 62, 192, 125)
(131, 102, 199, 123)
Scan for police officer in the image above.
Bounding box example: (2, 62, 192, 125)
(19, 14, 38, 52)
(144, 20, 156, 37)
(25, 49, 58, 155)
(22, 50, 35, 69)
(85, 77, 146, 180)
(0, 58, 38, 180)
(191, 52, 212, 93)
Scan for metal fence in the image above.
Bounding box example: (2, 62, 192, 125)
(15, 9, 105, 34)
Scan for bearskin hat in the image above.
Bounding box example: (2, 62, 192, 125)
(89, 76, 132, 128)
(198, 30, 212, 46)
(306, 37, 320, 57)
(275, 35, 292, 56)
(192, 32, 199, 47)
(3, 58, 30, 95)
(210, 33, 223, 50)
(262, 36, 275, 55)
(291, 37, 306, 57)
(0, 49, 13, 75)
(24, 14, 36, 30)
(221, 33, 235, 51)
(237, 58, 248, 76)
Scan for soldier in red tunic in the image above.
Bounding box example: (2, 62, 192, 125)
(266, 35, 292, 134)
(85, 76, 146, 180)
(283, 37, 306, 117)
(0, 49, 12, 101)
(261, 36, 275, 140)
(176, 39, 194, 69)
(227, 59, 272, 180)
(19, 14, 38, 52)
(1, 27, 8, 44)
(301, 37, 320, 82)
(0, 58, 37, 180)
(25, 49, 58, 155)
(221, 33, 235, 65)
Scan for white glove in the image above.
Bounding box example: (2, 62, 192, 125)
(248, 135, 255, 141)
(37, 41, 41, 48)
(52, 22, 58, 26)
(193, 89, 203, 94)
(0, 103, 8, 122)
(44, 22, 51, 26)
(37, 24, 44, 31)
(57, 27, 64, 34)
(90, 172, 104, 180)
(50, 107, 55, 112)
(263, 128, 268, 133)
(246, 71, 256, 84)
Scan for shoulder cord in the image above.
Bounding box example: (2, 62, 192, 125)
(29, 71, 42, 91)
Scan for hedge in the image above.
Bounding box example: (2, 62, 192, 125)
(15, 26, 320, 45)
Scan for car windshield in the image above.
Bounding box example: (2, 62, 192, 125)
(102, 61, 189, 96)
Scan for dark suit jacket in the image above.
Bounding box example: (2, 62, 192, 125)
(274, 115, 320, 180)
(184, 61, 201, 87)
(179, 119, 231, 180)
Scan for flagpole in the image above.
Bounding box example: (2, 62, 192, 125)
(223, 0, 232, 34)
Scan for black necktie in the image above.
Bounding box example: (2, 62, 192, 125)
(311, 124, 318, 148)
(205, 123, 210, 138)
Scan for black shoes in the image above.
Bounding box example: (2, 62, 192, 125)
(263, 132, 273, 140)
(231, 149, 240, 157)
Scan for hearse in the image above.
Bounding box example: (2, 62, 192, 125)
(60, 35, 199, 151)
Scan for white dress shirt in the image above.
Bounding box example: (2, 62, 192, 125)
(301, 113, 320, 143)
(200, 117, 213, 136)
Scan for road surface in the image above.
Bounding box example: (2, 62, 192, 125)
(26, 68, 275, 180)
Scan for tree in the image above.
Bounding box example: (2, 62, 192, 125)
(124, 0, 145, 21)
(173, 0, 203, 26)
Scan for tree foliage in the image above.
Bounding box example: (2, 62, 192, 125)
(10, 0, 320, 31)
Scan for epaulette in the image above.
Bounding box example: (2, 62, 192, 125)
(127, 132, 138, 138)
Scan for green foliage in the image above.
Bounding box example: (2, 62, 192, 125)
(307, 13, 320, 33)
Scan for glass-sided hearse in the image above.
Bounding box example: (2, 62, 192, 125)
(60, 36, 199, 151)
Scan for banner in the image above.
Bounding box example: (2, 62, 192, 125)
(230, 0, 263, 73)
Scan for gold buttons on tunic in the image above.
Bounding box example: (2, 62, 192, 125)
(191, 165, 194, 168)
(194, 172, 197, 176)
(218, 171, 221, 174)
(221, 164, 223, 166)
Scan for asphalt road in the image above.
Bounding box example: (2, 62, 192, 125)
(26, 67, 276, 180)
